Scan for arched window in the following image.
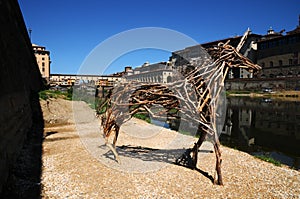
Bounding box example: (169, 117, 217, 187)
(269, 61, 273, 67)
(157, 76, 161, 83)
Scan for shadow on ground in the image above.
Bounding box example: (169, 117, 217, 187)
(103, 144, 215, 183)
(1, 92, 44, 199)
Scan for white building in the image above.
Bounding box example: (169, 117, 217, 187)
(125, 62, 174, 83)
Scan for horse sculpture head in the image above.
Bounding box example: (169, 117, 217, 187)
(173, 41, 261, 87)
(206, 41, 261, 77)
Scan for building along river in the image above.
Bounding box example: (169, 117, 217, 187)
(221, 97, 300, 169)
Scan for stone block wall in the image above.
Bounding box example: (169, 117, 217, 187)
(226, 77, 300, 91)
(0, 0, 43, 194)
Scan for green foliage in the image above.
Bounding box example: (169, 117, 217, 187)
(66, 87, 73, 100)
(254, 154, 281, 166)
(39, 90, 49, 100)
(39, 89, 72, 100)
(133, 113, 151, 123)
(95, 99, 108, 114)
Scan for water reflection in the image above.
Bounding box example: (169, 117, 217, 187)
(221, 97, 300, 169)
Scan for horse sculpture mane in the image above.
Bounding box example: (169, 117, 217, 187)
(97, 40, 261, 185)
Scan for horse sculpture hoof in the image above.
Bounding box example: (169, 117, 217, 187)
(106, 142, 121, 164)
(175, 149, 195, 169)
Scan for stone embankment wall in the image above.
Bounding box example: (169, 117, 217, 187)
(0, 0, 43, 194)
(226, 77, 300, 91)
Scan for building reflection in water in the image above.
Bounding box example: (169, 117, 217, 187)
(221, 97, 300, 169)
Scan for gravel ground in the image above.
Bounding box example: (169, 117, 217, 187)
(40, 98, 300, 198)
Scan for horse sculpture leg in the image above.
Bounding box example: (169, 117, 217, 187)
(105, 142, 120, 163)
(113, 125, 120, 146)
(213, 140, 223, 185)
(191, 130, 207, 168)
(104, 123, 121, 163)
(175, 130, 208, 168)
(103, 111, 121, 163)
(191, 130, 223, 185)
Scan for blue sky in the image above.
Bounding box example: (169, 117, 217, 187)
(18, 0, 299, 75)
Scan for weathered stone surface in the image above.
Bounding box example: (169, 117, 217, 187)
(0, 0, 43, 195)
(226, 77, 300, 91)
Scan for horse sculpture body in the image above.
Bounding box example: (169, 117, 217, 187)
(97, 40, 261, 185)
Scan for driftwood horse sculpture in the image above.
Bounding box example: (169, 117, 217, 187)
(97, 40, 261, 185)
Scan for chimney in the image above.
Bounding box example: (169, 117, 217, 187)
(125, 66, 132, 72)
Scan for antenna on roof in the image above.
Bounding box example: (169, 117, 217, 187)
(28, 28, 32, 42)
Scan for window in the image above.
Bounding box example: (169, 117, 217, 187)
(269, 61, 273, 67)
(42, 67, 45, 72)
(42, 62, 45, 67)
(294, 52, 299, 57)
(289, 59, 293, 65)
(279, 60, 282, 66)
(270, 41, 276, 48)
(260, 43, 267, 49)
(261, 62, 265, 67)
(294, 52, 298, 65)
(42, 57, 45, 61)
(289, 36, 297, 44)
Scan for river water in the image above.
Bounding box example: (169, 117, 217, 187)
(152, 96, 300, 169)
(221, 97, 300, 169)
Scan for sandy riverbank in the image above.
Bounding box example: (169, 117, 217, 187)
(40, 98, 300, 198)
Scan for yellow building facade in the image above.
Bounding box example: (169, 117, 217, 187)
(32, 44, 51, 81)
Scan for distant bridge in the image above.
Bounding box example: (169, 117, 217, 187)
(49, 74, 124, 87)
